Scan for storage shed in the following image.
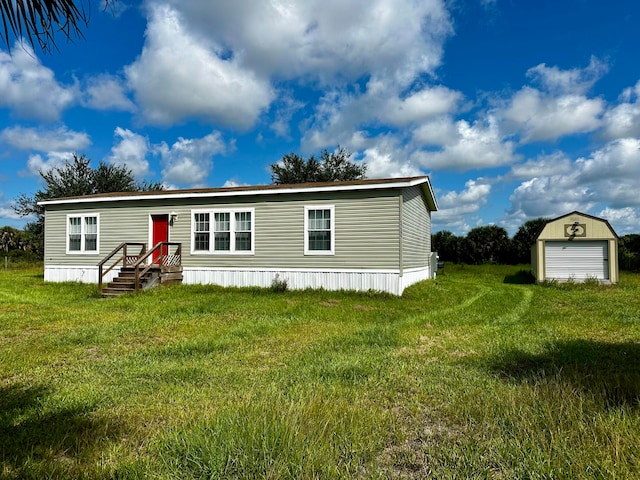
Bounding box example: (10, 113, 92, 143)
(531, 211, 618, 284)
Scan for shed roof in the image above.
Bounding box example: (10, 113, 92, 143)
(38, 175, 438, 211)
(536, 211, 618, 240)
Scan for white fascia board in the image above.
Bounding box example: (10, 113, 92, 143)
(38, 177, 432, 206)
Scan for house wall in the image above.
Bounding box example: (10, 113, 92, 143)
(44, 188, 437, 294)
(401, 185, 431, 269)
(399, 185, 432, 287)
(45, 189, 400, 268)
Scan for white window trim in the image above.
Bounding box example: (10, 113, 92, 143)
(66, 213, 100, 254)
(304, 205, 335, 256)
(191, 208, 255, 255)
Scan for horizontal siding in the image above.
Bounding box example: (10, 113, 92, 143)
(402, 186, 431, 269)
(44, 190, 401, 271)
(538, 214, 616, 240)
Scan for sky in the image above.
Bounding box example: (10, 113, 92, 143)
(1, 0, 639, 236)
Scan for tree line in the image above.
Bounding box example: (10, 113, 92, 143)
(4, 147, 640, 272)
(433, 220, 640, 271)
(7, 148, 364, 259)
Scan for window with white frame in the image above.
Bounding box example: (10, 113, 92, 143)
(304, 205, 334, 255)
(67, 214, 99, 253)
(192, 209, 254, 254)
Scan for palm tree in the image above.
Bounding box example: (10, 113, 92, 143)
(1, 0, 114, 53)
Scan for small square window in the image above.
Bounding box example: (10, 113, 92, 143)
(67, 215, 99, 253)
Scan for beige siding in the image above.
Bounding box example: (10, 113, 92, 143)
(537, 213, 616, 240)
(401, 185, 431, 269)
(44, 190, 401, 271)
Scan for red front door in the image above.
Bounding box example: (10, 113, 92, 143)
(151, 214, 169, 263)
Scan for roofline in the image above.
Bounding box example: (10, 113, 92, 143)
(38, 176, 438, 210)
(539, 210, 619, 239)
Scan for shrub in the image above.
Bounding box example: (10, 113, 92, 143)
(271, 274, 288, 293)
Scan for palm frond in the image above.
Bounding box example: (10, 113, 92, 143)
(0, 0, 113, 53)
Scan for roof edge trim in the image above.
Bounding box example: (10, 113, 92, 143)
(38, 176, 436, 207)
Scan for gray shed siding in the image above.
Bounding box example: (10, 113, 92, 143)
(44, 189, 401, 271)
(401, 185, 431, 269)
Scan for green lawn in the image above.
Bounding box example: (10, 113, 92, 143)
(1, 265, 639, 479)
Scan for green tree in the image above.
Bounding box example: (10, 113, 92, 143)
(1, 0, 118, 53)
(14, 153, 163, 257)
(270, 147, 366, 184)
(463, 225, 512, 264)
(0, 226, 18, 254)
(432, 230, 462, 263)
(619, 234, 640, 271)
(512, 217, 549, 264)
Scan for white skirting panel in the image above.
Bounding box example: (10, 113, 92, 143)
(44, 266, 119, 284)
(183, 266, 432, 295)
(43, 265, 433, 295)
(399, 266, 432, 293)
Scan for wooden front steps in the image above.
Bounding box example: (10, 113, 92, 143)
(98, 242, 183, 298)
(101, 265, 183, 297)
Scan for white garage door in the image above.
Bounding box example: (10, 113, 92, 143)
(544, 241, 609, 280)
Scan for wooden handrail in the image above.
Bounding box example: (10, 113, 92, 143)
(97, 242, 147, 290)
(130, 242, 182, 291)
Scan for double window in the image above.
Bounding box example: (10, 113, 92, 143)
(67, 214, 99, 253)
(192, 209, 254, 254)
(304, 205, 334, 255)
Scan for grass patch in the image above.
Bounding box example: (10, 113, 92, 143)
(1, 264, 639, 478)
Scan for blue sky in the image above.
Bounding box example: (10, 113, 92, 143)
(1, 0, 640, 235)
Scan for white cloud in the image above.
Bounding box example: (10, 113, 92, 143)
(412, 117, 459, 146)
(597, 207, 638, 234)
(169, 0, 452, 84)
(360, 146, 423, 179)
(382, 86, 462, 126)
(125, 3, 274, 129)
(509, 151, 573, 179)
(270, 93, 305, 138)
(508, 175, 592, 220)
(412, 117, 519, 171)
(23, 152, 74, 176)
(0, 205, 22, 221)
(145, 1, 454, 151)
(301, 80, 463, 151)
(577, 137, 640, 183)
(501, 87, 603, 143)
(432, 178, 492, 230)
(105, 128, 151, 178)
(526, 56, 607, 95)
(601, 81, 640, 140)
(222, 178, 249, 188)
(156, 131, 229, 187)
(0, 45, 77, 121)
(0, 126, 91, 152)
(505, 138, 640, 229)
(83, 74, 136, 112)
(495, 58, 609, 144)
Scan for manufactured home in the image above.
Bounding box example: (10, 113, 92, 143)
(531, 211, 619, 284)
(39, 176, 438, 295)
